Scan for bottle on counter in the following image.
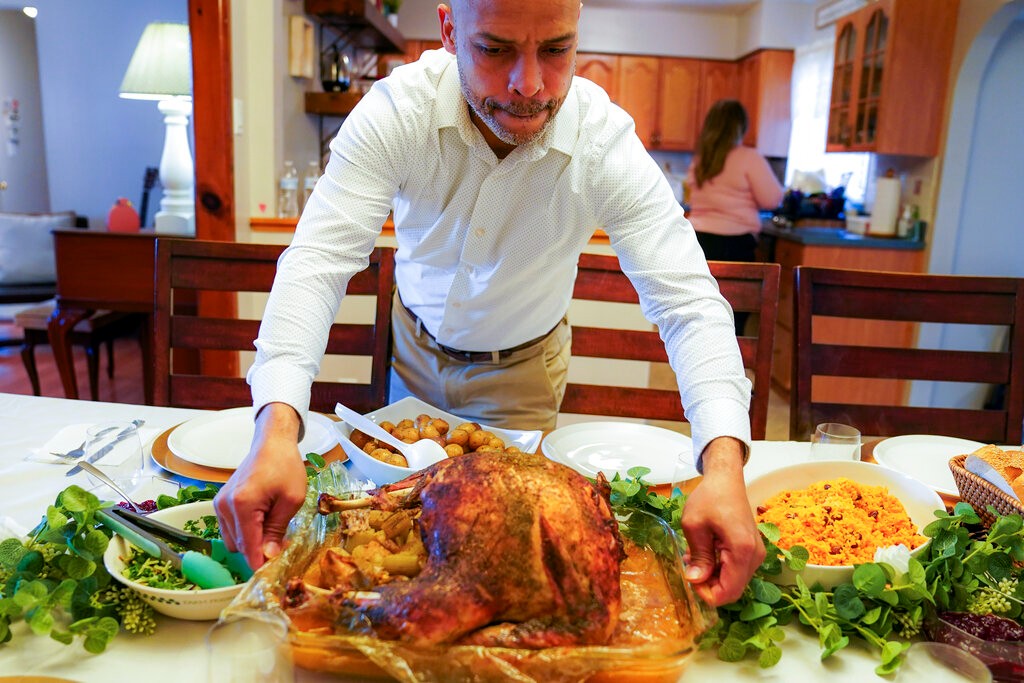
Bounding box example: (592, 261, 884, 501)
(897, 204, 918, 239)
(301, 160, 320, 212)
(277, 161, 299, 218)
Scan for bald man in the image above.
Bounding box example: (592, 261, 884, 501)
(215, 0, 764, 606)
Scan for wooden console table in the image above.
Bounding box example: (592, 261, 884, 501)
(48, 230, 190, 402)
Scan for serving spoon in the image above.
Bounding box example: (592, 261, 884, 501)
(78, 460, 146, 512)
(335, 402, 447, 470)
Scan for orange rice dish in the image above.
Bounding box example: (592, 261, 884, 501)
(755, 477, 927, 566)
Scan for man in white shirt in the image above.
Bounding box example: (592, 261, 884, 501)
(215, 0, 764, 606)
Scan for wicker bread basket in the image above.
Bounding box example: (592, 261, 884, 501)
(949, 453, 1024, 527)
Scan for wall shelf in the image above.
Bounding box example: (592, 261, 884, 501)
(305, 91, 363, 116)
(304, 0, 405, 54)
(303, 0, 405, 163)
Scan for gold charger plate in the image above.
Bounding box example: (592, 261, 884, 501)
(150, 417, 347, 483)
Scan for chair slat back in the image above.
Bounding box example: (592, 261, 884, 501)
(153, 239, 394, 414)
(561, 254, 780, 439)
(791, 266, 1024, 443)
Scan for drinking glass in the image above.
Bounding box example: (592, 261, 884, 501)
(809, 422, 862, 461)
(82, 420, 144, 493)
(207, 614, 295, 682)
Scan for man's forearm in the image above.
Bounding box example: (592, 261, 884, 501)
(700, 436, 748, 478)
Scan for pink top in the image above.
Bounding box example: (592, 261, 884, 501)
(685, 146, 784, 236)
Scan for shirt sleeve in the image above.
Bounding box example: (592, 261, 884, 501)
(246, 83, 412, 432)
(590, 128, 753, 469)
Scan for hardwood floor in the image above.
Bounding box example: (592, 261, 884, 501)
(0, 323, 146, 404)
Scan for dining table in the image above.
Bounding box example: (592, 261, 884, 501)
(0, 392, 973, 682)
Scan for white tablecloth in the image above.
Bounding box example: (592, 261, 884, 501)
(0, 393, 964, 682)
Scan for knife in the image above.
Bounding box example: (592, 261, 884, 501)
(65, 419, 145, 477)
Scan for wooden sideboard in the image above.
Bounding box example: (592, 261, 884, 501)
(48, 230, 196, 402)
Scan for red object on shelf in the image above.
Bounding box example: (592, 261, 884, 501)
(107, 197, 141, 233)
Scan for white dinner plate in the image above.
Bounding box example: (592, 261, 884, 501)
(872, 434, 986, 497)
(541, 421, 696, 486)
(167, 407, 339, 470)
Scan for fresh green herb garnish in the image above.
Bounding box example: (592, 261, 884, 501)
(606, 470, 1024, 675)
(606, 466, 686, 558)
(154, 483, 219, 511)
(0, 482, 221, 651)
(705, 501, 1024, 674)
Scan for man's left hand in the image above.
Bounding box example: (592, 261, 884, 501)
(680, 437, 764, 606)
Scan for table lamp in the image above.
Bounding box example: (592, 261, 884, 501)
(119, 22, 194, 235)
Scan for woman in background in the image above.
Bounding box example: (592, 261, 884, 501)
(685, 99, 784, 335)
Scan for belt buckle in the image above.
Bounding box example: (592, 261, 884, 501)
(440, 344, 474, 362)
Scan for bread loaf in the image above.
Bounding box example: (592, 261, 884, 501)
(970, 444, 1024, 501)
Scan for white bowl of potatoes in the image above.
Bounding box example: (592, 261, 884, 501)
(334, 397, 543, 485)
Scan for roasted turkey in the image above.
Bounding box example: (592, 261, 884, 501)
(317, 450, 626, 648)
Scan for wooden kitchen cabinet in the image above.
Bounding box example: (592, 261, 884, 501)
(698, 60, 739, 129)
(737, 49, 794, 157)
(655, 58, 702, 151)
(826, 0, 959, 156)
(616, 56, 660, 148)
(576, 53, 619, 102)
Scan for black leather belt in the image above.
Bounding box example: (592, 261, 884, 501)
(399, 297, 554, 363)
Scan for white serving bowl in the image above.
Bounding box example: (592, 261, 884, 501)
(103, 500, 244, 621)
(746, 460, 944, 588)
(335, 396, 543, 486)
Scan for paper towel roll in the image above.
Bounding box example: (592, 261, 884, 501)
(870, 177, 901, 236)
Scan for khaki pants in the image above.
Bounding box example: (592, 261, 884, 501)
(389, 292, 571, 431)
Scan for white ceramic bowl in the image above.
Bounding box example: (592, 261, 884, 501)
(746, 460, 944, 588)
(335, 396, 544, 485)
(103, 500, 244, 620)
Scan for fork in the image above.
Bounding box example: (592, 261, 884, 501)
(50, 423, 122, 461)
(51, 439, 88, 461)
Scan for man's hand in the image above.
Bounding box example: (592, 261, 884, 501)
(213, 403, 309, 570)
(680, 437, 764, 606)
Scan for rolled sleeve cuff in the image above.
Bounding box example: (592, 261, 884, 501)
(687, 397, 752, 474)
(249, 362, 314, 441)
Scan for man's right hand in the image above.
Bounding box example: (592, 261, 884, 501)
(213, 403, 309, 570)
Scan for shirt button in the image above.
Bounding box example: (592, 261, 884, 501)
(452, 302, 461, 308)
(444, 327, 453, 334)
(474, 228, 485, 237)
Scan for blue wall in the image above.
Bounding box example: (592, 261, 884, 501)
(0, 0, 187, 226)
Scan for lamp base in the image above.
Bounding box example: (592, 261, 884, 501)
(154, 211, 195, 236)
(155, 97, 196, 236)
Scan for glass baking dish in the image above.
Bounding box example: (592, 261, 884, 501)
(221, 462, 716, 682)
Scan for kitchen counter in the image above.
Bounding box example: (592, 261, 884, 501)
(762, 222, 925, 250)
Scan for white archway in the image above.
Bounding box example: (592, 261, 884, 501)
(912, 0, 1024, 410)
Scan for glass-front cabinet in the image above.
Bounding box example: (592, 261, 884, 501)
(827, 22, 856, 147)
(853, 8, 888, 147)
(826, 0, 958, 157)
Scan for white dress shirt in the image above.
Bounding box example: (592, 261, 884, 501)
(248, 49, 752, 461)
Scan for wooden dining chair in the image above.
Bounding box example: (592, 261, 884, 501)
(559, 254, 781, 440)
(790, 266, 1024, 443)
(152, 239, 395, 413)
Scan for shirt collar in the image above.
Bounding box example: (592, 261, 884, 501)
(435, 57, 579, 161)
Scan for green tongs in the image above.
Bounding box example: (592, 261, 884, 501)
(97, 506, 254, 589)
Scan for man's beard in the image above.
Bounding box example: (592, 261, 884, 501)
(459, 69, 566, 147)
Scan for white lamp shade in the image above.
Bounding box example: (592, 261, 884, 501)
(119, 22, 192, 101)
